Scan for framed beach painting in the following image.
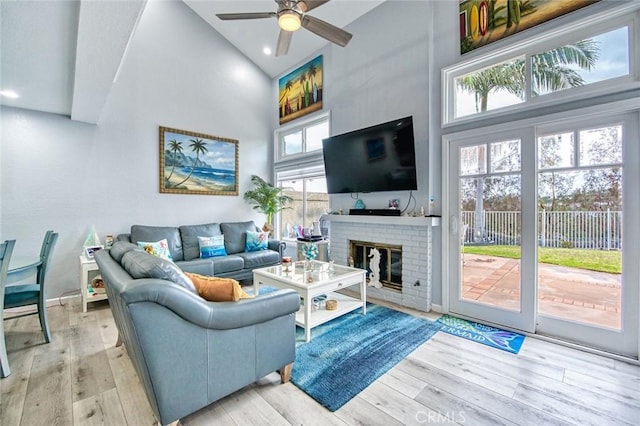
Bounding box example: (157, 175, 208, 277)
(159, 126, 239, 196)
(459, 0, 600, 54)
(279, 55, 323, 125)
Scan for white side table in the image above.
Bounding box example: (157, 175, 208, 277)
(79, 255, 107, 313)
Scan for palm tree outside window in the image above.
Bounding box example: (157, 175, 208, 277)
(454, 26, 629, 119)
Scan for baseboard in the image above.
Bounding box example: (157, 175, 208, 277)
(3, 293, 81, 316)
(430, 303, 443, 313)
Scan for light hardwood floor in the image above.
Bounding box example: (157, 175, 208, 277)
(1, 297, 639, 426)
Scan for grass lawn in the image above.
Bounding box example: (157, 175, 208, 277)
(463, 245, 621, 274)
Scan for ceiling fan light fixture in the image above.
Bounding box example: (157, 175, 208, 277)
(278, 10, 301, 32)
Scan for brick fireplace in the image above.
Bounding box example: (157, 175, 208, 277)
(322, 215, 440, 312)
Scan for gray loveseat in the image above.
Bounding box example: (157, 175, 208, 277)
(117, 221, 285, 281)
(94, 242, 300, 425)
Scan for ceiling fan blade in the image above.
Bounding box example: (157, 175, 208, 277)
(301, 15, 352, 47)
(297, 0, 331, 13)
(276, 29, 293, 56)
(216, 12, 276, 20)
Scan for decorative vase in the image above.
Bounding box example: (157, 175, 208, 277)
(302, 242, 318, 272)
(302, 242, 318, 261)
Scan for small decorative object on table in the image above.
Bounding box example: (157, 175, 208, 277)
(325, 299, 338, 310)
(311, 294, 327, 310)
(105, 234, 114, 249)
(83, 224, 101, 247)
(302, 242, 318, 260)
(302, 242, 318, 272)
(91, 276, 106, 294)
(84, 245, 103, 259)
(281, 256, 292, 272)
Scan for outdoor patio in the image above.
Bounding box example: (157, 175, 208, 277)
(461, 253, 621, 329)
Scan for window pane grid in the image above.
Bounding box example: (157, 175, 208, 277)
(447, 18, 634, 123)
(275, 114, 330, 239)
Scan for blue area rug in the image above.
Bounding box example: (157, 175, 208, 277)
(436, 314, 525, 354)
(290, 304, 442, 411)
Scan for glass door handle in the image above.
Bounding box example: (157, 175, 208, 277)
(450, 215, 459, 234)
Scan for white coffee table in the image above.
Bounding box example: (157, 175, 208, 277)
(253, 260, 367, 342)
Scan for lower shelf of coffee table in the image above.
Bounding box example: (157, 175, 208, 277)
(295, 291, 364, 329)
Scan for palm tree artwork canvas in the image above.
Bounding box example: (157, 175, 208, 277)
(279, 55, 323, 125)
(159, 126, 239, 195)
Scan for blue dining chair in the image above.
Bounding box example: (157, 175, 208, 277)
(0, 239, 16, 378)
(2, 231, 58, 377)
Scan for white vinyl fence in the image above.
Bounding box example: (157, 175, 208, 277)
(461, 210, 622, 250)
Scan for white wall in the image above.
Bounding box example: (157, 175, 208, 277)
(318, 1, 432, 214)
(272, 1, 444, 303)
(0, 0, 272, 299)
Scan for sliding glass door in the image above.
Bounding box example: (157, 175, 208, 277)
(447, 129, 536, 333)
(534, 115, 639, 357)
(446, 112, 639, 357)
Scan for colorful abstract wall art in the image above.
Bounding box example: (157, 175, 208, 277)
(460, 0, 600, 54)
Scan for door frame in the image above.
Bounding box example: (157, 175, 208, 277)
(533, 112, 640, 357)
(442, 99, 640, 358)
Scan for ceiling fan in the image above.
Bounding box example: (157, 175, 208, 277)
(216, 0, 353, 56)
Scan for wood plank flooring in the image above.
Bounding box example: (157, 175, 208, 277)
(1, 298, 638, 425)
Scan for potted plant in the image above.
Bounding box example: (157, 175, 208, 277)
(243, 175, 293, 235)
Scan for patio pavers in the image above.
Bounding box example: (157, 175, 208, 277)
(462, 254, 621, 329)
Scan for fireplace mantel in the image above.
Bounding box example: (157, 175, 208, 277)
(320, 214, 440, 227)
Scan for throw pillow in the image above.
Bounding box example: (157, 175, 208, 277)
(179, 223, 221, 260)
(185, 272, 253, 302)
(121, 250, 197, 295)
(245, 230, 269, 252)
(137, 239, 173, 261)
(198, 235, 227, 258)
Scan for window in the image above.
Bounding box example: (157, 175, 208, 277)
(531, 27, 630, 98)
(274, 112, 330, 240)
(455, 57, 526, 118)
(445, 5, 638, 125)
(278, 174, 329, 239)
(277, 112, 329, 160)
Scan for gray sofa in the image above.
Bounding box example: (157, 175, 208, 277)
(117, 221, 285, 281)
(94, 243, 300, 425)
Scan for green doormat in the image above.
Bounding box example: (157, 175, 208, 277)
(436, 314, 525, 354)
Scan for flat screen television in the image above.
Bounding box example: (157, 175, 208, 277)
(322, 116, 418, 194)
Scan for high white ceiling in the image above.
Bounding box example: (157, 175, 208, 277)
(184, 0, 385, 78)
(0, 0, 383, 124)
(0, 0, 146, 123)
